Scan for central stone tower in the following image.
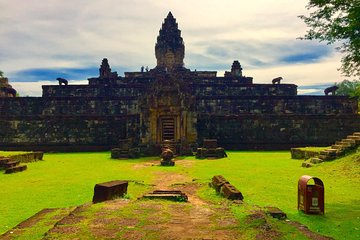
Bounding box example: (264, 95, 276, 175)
(155, 12, 185, 71)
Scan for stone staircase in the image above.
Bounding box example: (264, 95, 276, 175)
(303, 132, 360, 167)
(0, 156, 27, 174)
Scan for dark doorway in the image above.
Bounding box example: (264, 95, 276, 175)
(161, 117, 175, 141)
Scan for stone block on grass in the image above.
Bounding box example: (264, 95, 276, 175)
(92, 180, 128, 203)
(265, 207, 287, 220)
(220, 183, 244, 200)
(211, 175, 229, 192)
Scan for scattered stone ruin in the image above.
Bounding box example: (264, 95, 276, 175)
(0, 152, 43, 174)
(160, 148, 175, 166)
(0, 12, 359, 153)
(196, 139, 226, 159)
(211, 175, 244, 200)
(0, 76, 17, 97)
(92, 180, 128, 203)
(111, 139, 139, 159)
(0, 156, 27, 174)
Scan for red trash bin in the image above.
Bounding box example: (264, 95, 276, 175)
(298, 175, 324, 214)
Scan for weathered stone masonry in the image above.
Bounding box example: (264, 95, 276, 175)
(0, 12, 359, 152)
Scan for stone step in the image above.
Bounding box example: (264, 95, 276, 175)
(347, 135, 360, 139)
(353, 132, 360, 137)
(0, 157, 11, 166)
(310, 158, 324, 164)
(152, 190, 184, 194)
(4, 160, 20, 168)
(335, 141, 351, 149)
(335, 141, 352, 148)
(143, 190, 188, 202)
(324, 148, 338, 152)
(347, 136, 360, 144)
(143, 193, 187, 201)
(331, 144, 345, 150)
(318, 154, 335, 161)
(319, 150, 337, 156)
(340, 139, 356, 146)
(5, 165, 27, 174)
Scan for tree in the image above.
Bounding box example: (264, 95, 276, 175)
(335, 79, 360, 98)
(0, 70, 3, 77)
(299, 0, 360, 77)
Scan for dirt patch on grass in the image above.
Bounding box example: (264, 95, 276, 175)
(101, 198, 131, 211)
(89, 217, 139, 239)
(153, 171, 191, 189)
(287, 221, 334, 240)
(45, 225, 80, 236)
(245, 209, 334, 240)
(132, 159, 158, 169)
(245, 210, 283, 240)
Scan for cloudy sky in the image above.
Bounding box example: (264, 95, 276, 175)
(0, 0, 345, 96)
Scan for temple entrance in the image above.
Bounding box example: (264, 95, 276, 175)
(161, 117, 175, 141)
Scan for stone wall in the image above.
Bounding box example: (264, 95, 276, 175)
(196, 96, 358, 115)
(191, 83, 297, 96)
(197, 114, 360, 150)
(0, 95, 141, 151)
(0, 97, 139, 116)
(1, 93, 359, 151)
(0, 115, 140, 151)
(42, 85, 145, 98)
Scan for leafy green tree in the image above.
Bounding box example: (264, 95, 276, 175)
(335, 79, 360, 98)
(0, 70, 3, 77)
(299, 0, 360, 77)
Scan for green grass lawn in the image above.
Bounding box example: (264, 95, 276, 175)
(0, 150, 359, 239)
(188, 151, 360, 239)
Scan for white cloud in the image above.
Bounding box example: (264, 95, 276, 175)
(11, 80, 89, 97)
(0, 0, 345, 96)
(246, 53, 343, 87)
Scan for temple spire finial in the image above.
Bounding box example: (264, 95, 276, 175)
(155, 12, 185, 71)
(166, 11, 174, 19)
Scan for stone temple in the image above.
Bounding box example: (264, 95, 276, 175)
(0, 12, 359, 154)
